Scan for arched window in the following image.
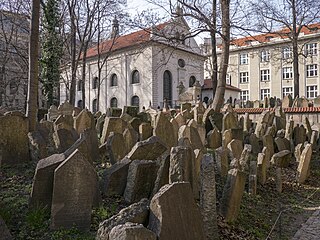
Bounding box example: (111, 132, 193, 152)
(9, 82, 18, 94)
(163, 70, 172, 105)
(77, 80, 83, 91)
(92, 77, 98, 89)
(110, 97, 118, 108)
(92, 99, 97, 113)
(77, 100, 83, 108)
(131, 95, 139, 106)
(189, 76, 196, 87)
(110, 74, 118, 86)
(131, 70, 140, 84)
(203, 96, 209, 104)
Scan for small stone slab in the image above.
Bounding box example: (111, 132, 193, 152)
(124, 160, 159, 203)
(101, 117, 127, 144)
(106, 132, 128, 165)
(297, 144, 312, 183)
(271, 150, 292, 168)
(109, 222, 156, 240)
(148, 182, 205, 240)
(127, 136, 167, 161)
(97, 198, 149, 240)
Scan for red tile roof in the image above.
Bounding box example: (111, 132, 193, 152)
(202, 79, 241, 92)
(85, 23, 168, 58)
(231, 23, 320, 47)
(234, 107, 320, 114)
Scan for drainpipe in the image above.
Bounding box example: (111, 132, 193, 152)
(125, 54, 128, 105)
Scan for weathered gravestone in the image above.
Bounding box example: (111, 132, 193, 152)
(74, 108, 95, 134)
(314, 96, 320, 107)
(0, 113, 29, 165)
(108, 222, 157, 240)
(207, 127, 222, 149)
(220, 168, 246, 222)
(178, 125, 203, 150)
(102, 158, 131, 196)
(215, 147, 229, 177)
(123, 128, 139, 152)
(153, 112, 176, 149)
(249, 161, 257, 195)
(127, 136, 167, 161)
(124, 160, 159, 203)
(97, 198, 149, 240)
(200, 154, 219, 240)
(271, 150, 291, 168)
(139, 122, 153, 141)
(123, 106, 139, 117)
(257, 152, 267, 185)
(282, 95, 293, 108)
(29, 153, 66, 209)
(148, 182, 205, 240)
(293, 124, 307, 146)
(101, 117, 127, 144)
(58, 101, 74, 116)
(222, 112, 238, 132)
(297, 144, 312, 183)
(106, 132, 128, 165)
(51, 149, 99, 231)
(227, 139, 243, 160)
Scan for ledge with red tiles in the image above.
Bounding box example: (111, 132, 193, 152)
(234, 107, 320, 114)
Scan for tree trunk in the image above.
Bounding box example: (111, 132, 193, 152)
(69, 3, 76, 106)
(211, 0, 218, 98)
(212, 0, 230, 112)
(26, 0, 40, 131)
(291, 0, 299, 98)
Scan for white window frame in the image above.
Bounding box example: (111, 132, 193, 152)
(283, 67, 293, 79)
(240, 90, 249, 102)
(239, 53, 248, 65)
(260, 69, 270, 82)
(261, 50, 270, 62)
(261, 88, 270, 100)
(226, 74, 231, 85)
(282, 87, 293, 97)
(239, 72, 249, 83)
(306, 64, 318, 77)
(307, 85, 318, 98)
(305, 43, 318, 56)
(282, 47, 292, 59)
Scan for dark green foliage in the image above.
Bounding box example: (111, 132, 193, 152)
(40, 0, 62, 107)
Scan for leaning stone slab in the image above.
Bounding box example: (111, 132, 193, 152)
(102, 158, 131, 196)
(297, 144, 312, 183)
(124, 160, 159, 203)
(0, 113, 29, 165)
(53, 128, 78, 153)
(51, 149, 98, 231)
(207, 127, 222, 149)
(139, 122, 153, 141)
(97, 198, 150, 240)
(148, 182, 205, 240)
(151, 151, 170, 197)
(271, 150, 291, 168)
(74, 108, 95, 134)
(257, 153, 267, 185)
(227, 139, 243, 160)
(106, 132, 128, 165)
(200, 154, 218, 240)
(220, 168, 246, 222)
(108, 222, 156, 240)
(29, 153, 66, 209)
(101, 117, 127, 144)
(153, 112, 176, 149)
(127, 136, 167, 161)
(0, 216, 13, 240)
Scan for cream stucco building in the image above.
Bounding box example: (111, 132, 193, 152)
(60, 14, 204, 112)
(202, 23, 320, 103)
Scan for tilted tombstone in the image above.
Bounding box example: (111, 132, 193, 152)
(148, 183, 206, 240)
(313, 95, 320, 107)
(227, 139, 243, 160)
(293, 124, 307, 146)
(123, 128, 139, 152)
(271, 150, 291, 168)
(53, 128, 78, 153)
(100, 117, 127, 144)
(153, 112, 176, 149)
(129, 117, 142, 133)
(222, 112, 238, 132)
(57, 101, 74, 116)
(282, 95, 293, 108)
(108, 222, 156, 240)
(139, 122, 153, 141)
(207, 127, 222, 149)
(124, 160, 159, 203)
(220, 168, 246, 222)
(178, 125, 204, 150)
(106, 132, 128, 165)
(297, 143, 312, 183)
(123, 106, 139, 117)
(51, 150, 99, 231)
(127, 136, 167, 161)
(106, 107, 122, 117)
(74, 108, 95, 134)
(257, 153, 267, 185)
(275, 137, 291, 151)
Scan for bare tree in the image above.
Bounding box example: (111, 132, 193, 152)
(249, 0, 320, 98)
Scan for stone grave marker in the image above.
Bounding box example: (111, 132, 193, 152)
(106, 132, 128, 165)
(154, 112, 176, 149)
(51, 149, 99, 231)
(207, 127, 222, 149)
(297, 144, 312, 183)
(109, 222, 156, 240)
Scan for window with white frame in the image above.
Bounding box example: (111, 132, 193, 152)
(282, 87, 293, 97)
(307, 85, 318, 98)
(239, 53, 248, 65)
(226, 74, 231, 85)
(306, 64, 318, 77)
(282, 47, 292, 59)
(239, 72, 249, 83)
(305, 43, 317, 56)
(261, 50, 270, 62)
(240, 90, 249, 102)
(260, 69, 270, 82)
(282, 67, 293, 79)
(261, 88, 270, 100)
